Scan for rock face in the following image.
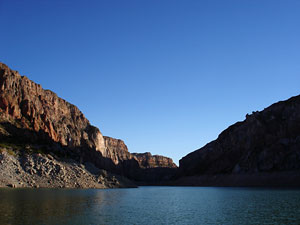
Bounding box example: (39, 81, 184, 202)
(100, 137, 178, 182)
(97, 136, 141, 178)
(0, 63, 105, 152)
(103, 136, 134, 164)
(132, 152, 177, 168)
(179, 95, 300, 186)
(0, 62, 177, 185)
(130, 152, 178, 184)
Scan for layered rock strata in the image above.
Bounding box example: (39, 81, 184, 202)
(0, 63, 105, 152)
(100, 137, 178, 182)
(0, 62, 177, 186)
(132, 152, 177, 168)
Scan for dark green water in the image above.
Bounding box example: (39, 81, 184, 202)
(0, 187, 300, 225)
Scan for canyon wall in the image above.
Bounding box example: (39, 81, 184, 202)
(0, 63, 105, 152)
(0, 62, 177, 185)
(178, 95, 300, 186)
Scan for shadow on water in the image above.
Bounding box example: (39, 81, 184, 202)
(0, 188, 106, 225)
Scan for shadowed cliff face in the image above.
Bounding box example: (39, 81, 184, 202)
(179, 95, 300, 177)
(0, 63, 105, 153)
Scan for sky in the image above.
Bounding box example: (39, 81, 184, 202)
(1, 0, 300, 165)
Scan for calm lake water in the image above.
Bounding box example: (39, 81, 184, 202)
(0, 186, 300, 225)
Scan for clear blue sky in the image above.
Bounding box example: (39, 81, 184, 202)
(1, 0, 300, 165)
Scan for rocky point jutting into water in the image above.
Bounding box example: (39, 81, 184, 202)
(0, 63, 177, 188)
(177, 95, 300, 187)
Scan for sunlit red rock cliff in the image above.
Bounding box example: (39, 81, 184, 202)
(0, 62, 177, 187)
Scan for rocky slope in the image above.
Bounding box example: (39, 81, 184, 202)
(0, 62, 177, 187)
(0, 146, 136, 188)
(179, 95, 300, 186)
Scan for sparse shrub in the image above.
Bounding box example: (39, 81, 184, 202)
(7, 149, 16, 157)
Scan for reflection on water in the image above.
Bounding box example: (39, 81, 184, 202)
(0, 187, 300, 225)
(0, 189, 100, 225)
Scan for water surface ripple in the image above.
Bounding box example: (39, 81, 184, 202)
(0, 187, 300, 225)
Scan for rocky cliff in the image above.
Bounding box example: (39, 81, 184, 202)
(178, 95, 300, 186)
(130, 152, 178, 184)
(0, 62, 177, 186)
(0, 63, 105, 152)
(100, 137, 178, 182)
(103, 136, 134, 164)
(100, 136, 140, 178)
(132, 152, 177, 168)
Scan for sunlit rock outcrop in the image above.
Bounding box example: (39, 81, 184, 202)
(0, 62, 177, 186)
(132, 152, 177, 168)
(0, 63, 105, 152)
